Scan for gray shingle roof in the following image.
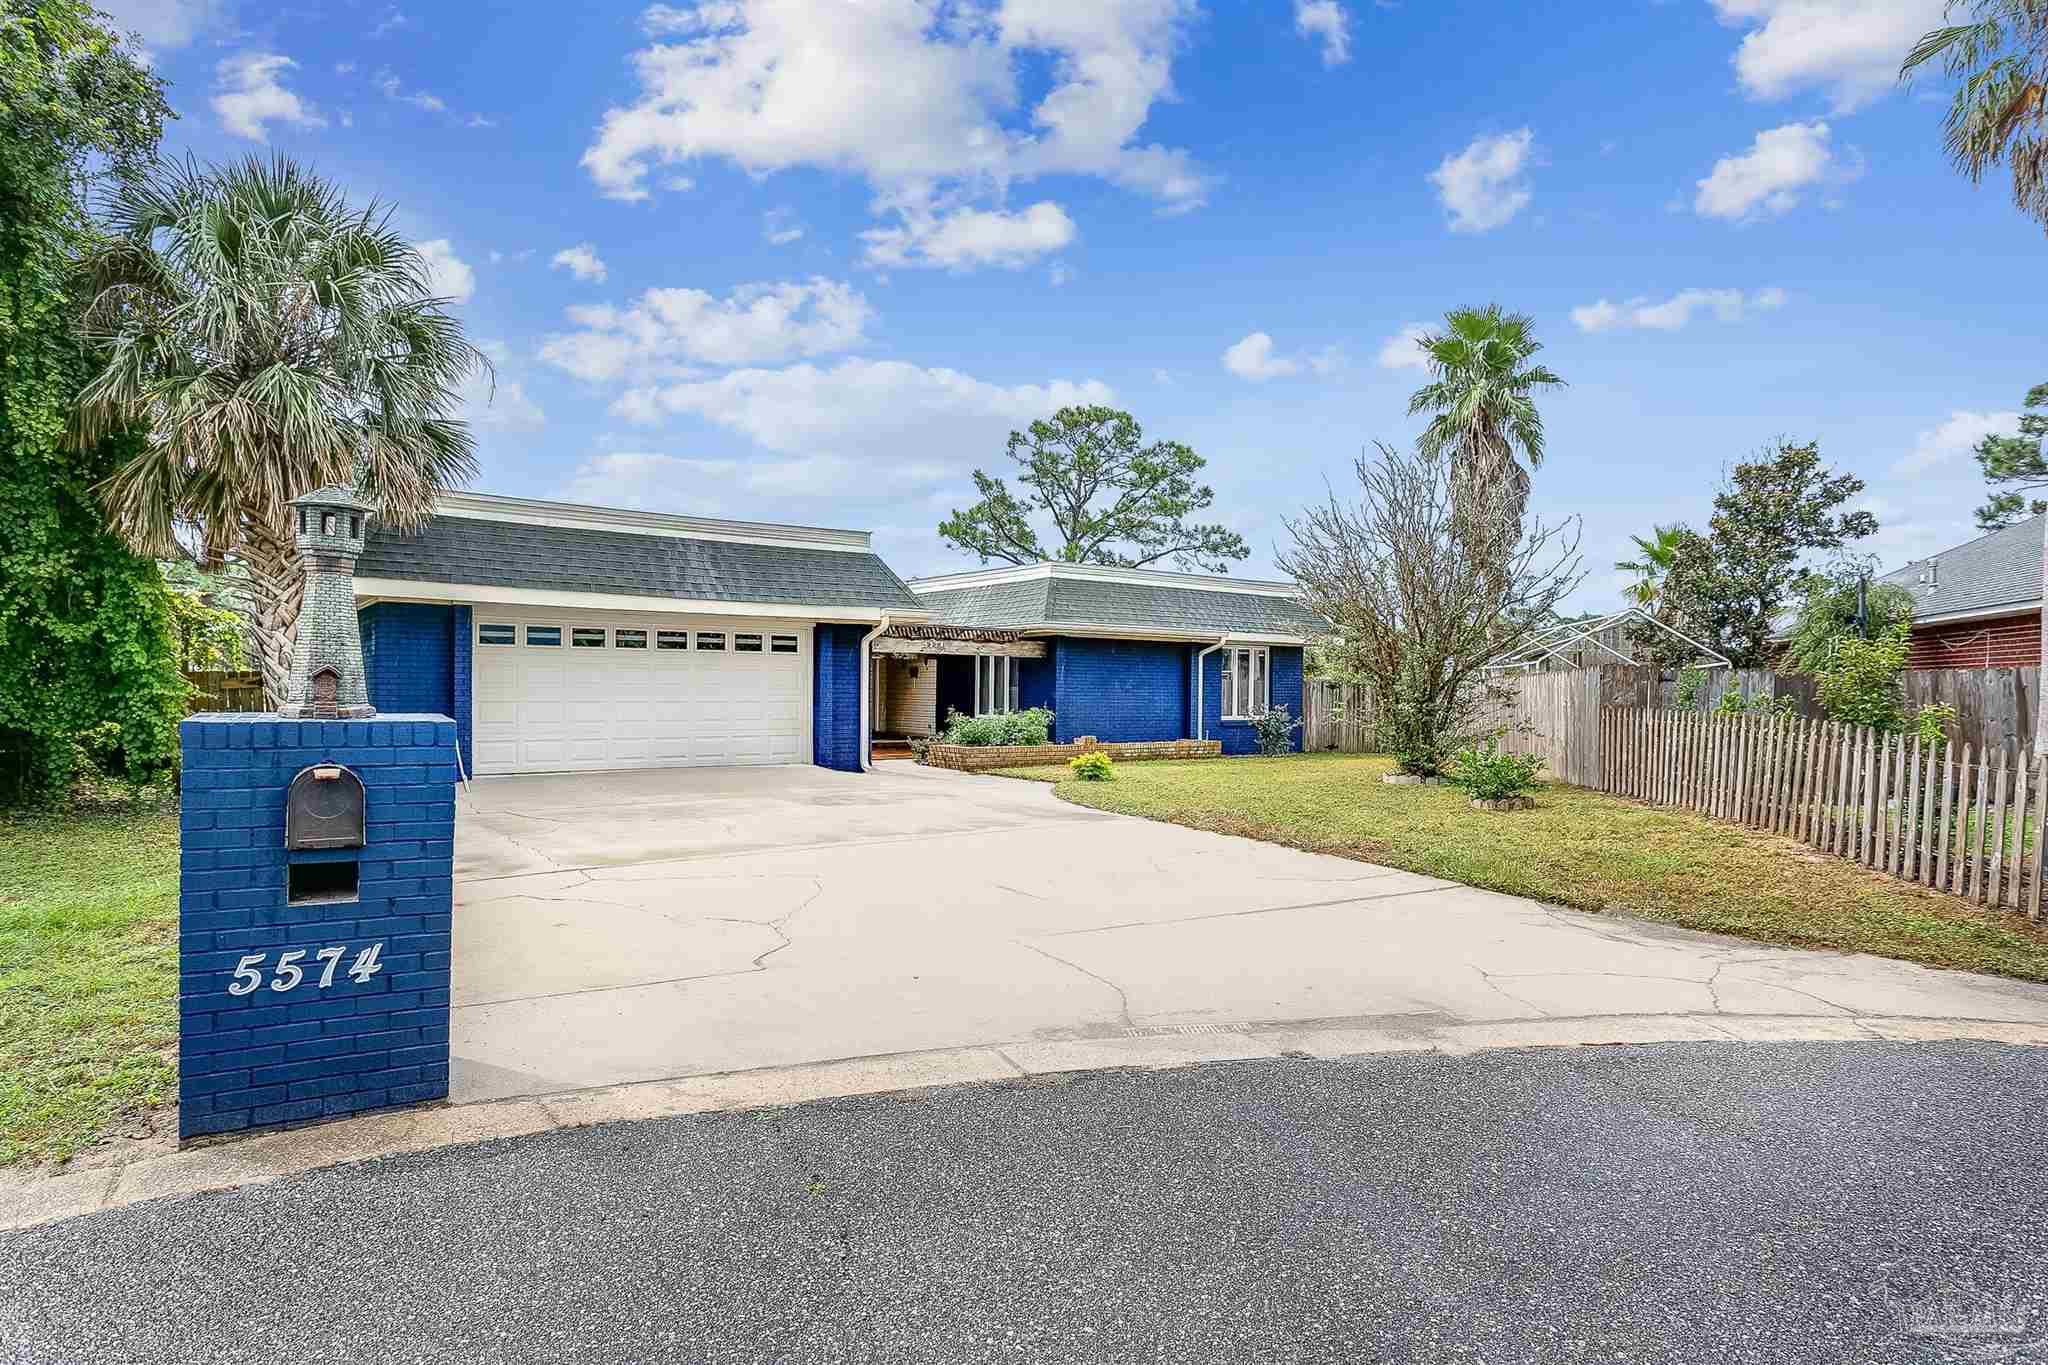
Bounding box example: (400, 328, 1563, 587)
(1878, 513, 2043, 621)
(357, 516, 922, 611)
(915, 574, 1322, 638)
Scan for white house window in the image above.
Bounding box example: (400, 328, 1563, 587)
(1220, 646, 1269, 720)
(656, 630, 689, 651)
(614, 628, 648, 650)
(477, 623, 516, 646)
(524, 625, 562, 648)
(734, 633, 764, 653)
(975, 655, 1020, 715)
(696, 631, 726, 652)
(769, 634, 799, 654)
(571, 627, 607, 649)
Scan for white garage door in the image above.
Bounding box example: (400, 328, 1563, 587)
(470, 611, 811, 774)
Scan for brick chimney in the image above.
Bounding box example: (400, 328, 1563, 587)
(279, 485, 376, 720)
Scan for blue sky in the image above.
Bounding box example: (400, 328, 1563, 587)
(105, 0, 2043, 602)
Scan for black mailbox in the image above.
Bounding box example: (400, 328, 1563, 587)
(285, 764, 366, 850)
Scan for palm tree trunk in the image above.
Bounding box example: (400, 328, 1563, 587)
(237, 509, 303, 710)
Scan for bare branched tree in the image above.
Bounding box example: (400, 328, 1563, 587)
(1278, 443, 1582, 775)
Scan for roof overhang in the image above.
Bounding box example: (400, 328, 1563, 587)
(1020, 623, 1311, 646)
(1912, 600, 2041, 628)
(354, 577, 927, 625)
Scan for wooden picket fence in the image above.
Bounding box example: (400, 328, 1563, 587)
(1602, 707, 2046, 918)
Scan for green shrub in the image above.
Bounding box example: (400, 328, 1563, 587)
(1714, 688, 1798, 720)
(1674, 665, 1705, 709)
(1069, 751, 1114, 781)
(1814, 624, 1909, 731)
(1447, 739, 1544, 802)
(1248, 705, 1299, 756)
(940, 707, 1055, 746)
(1913, 702, 1958, 746)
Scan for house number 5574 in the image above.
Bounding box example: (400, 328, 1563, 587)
(227, 943, 385, 996)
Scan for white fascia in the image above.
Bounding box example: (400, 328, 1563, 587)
(907, 560, 1305, 599)
(432, 491, 876, 554)
(1911, 601, 2041, 628)
(1020, 622, 1309, 646)
(353, 578, 929, 625)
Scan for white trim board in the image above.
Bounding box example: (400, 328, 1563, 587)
(433, 491, 875, 554)
(355, 577, 929, 625)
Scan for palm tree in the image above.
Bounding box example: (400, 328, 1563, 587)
(1614, 525, 1687, 612)
(1405, 304, 1566, 556)
(1901, 1, 2048, 230)
(1902, 3, 2048, 745)
(73, 156, 484, 705)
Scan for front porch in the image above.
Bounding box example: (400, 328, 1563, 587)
(871, 625, 1049, 745)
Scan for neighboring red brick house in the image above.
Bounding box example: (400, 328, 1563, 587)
(1880, 514, 2044, 670)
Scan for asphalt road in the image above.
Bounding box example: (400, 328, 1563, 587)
(4, 1041, 2048, 1364)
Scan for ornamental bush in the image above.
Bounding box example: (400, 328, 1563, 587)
(1814, 624, 1909, 732)
(1068, 751, 1114, 781)
(1248, 704, 1299, 756)
(940, 707, 1055, 746)
(1447, 739, 1544, 802)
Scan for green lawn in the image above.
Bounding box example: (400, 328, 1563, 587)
(1005, 752, 2048, 983)
(0, 802, 180, 1165)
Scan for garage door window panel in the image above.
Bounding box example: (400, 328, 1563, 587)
(696, 632, 726, 651)
(525, 626, 562, 647)
(571, 627, 607, 649)
(656, 630, 689, 651)
(615, 629, 648, 650)
(478, 623, 516, 646)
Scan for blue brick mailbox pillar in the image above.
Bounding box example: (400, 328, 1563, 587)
(178, 713, 457, 1139)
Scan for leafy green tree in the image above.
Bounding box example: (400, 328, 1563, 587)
(1660, 439, 1879, 667)
(0, 0, 184, 802)
(1971, 381, 2048, 529)
(1406, 304, 1566, 550)
(938, 405, 1249, 571)
(1903, 5, 2048, 746)
(1615, 524, 1687, 611)
(1780, 556, 1916, 675)
(1902, 1, 2048, 230)
(161, 561, 249, 672)
(1814, 624, 1912, 732)
(74, 156, 486, 705)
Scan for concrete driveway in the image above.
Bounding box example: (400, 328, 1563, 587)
(451, 764, 2048, 1103)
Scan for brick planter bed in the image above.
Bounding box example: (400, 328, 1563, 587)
(924, 736, 1222, 772)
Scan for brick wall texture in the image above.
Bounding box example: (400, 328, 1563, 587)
(1908, 613, 2042, 670)
(178, 713, 456, 1139)
(1051, 638, 1190, 744)
(813, 624, 865, 771)
(359, 603, 473, 775)
(925, 737, 1222, 771)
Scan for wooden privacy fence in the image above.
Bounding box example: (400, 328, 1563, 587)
(1603, 707, 2046, 917)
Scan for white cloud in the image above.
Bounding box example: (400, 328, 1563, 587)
(550, 243, 609, 283)
(1891, 410, 2022, 477)
(375, 69, 446, 113)
(412, 239, 475, 303)
(564, 449, 951, 509)
(539, 277, 873, 380)
(1694, 120, 1840, 221)
(1222, 332, 1296, 382)
(97, 0, 223, 53)
(457, 341, 546, 433)
(1048, 261, 1073, 287)
(581, 0, 1209, 254)
(1570, 287, 1787, 333)
(607, 359, 1114, 468)
(368, 6, 412, 38)
(860, 201, 1076, 270)
(1711, 0, 1949, 112)
(1294, 0, 1351, 67)
(1428, 128, 1534, 233)
(763, 209, 805, 246)
(1375, 323, 1431, 372)
(211, 53, 324, 142)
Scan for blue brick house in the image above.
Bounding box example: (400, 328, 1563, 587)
(350, 492, 1321, 775)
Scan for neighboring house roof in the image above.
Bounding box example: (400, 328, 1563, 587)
(907, 562, 1323, 642)
(356, 493, 922, 614)
(1879, 514, 2043, 625)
